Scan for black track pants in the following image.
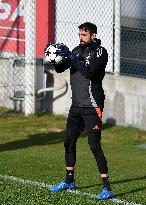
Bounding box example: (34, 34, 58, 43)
(64, 106, 108, 174)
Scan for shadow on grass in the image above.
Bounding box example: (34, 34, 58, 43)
(78, 185, 146, 198)
(113, 175, 146, 197)
(78, 175, 146, 191)
(115, 186, 146, 197)
(0, 131, 66, 152)
(111, 175, 146, 185)
(102, 123, 116, 130)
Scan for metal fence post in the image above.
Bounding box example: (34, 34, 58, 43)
(114, 0, 121, 74)
(24, 0, 36, 115)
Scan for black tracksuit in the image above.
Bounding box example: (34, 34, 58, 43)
(54, 39, 108, 174)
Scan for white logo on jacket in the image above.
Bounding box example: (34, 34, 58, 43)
(96, 48, 103, 58)
(85, 54, 90, 65)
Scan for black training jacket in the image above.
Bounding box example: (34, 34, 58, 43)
(54, 39, 108, 108)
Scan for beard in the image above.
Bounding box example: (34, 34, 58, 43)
(79, 40, 90, 47)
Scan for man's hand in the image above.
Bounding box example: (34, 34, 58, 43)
(44, 42, 83, 65)
(56, 44, 80, 61)
(69, 52, 80, 60)
(56, 43, 70, 59)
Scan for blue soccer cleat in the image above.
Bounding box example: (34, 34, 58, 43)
(96, 188, 115, 200)
(49, 181, 76, 192)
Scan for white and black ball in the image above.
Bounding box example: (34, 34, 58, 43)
(44, 44, 63, 64)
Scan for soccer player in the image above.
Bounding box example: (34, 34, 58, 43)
(47, 22, 115, 200)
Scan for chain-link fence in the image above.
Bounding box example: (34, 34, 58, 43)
(0, 0, 37, 115)
(121, 0, 146, 78)
(0, 0, 146, 115)
(55, 0, 114, 73)
(0, 1, 25, 115)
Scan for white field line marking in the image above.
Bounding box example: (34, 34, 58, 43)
(0, 174, 143, 205)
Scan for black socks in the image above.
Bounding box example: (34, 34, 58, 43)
(102, 176, 111, 191)
(65, 169, 75, 183)
(65, 170, 111, 190)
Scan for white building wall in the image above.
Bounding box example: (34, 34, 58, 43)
(50, 72, 146, 130)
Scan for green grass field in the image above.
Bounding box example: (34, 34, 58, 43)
(0, 113, 146, 205)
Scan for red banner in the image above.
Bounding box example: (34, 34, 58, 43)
(0, 0, 54, 57)
(36, 0, 54, 57)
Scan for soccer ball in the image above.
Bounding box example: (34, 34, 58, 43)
(44, 43, 63, 64)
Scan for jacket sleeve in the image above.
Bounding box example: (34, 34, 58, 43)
(71, 47, 108, 78)
(54, 58, 71, 73)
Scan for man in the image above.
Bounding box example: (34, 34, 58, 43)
(47, 22, 115, 200)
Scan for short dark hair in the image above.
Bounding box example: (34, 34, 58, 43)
(78, 22, 97, 34)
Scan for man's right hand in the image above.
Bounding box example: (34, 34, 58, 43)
(56, 44, 80, 61)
